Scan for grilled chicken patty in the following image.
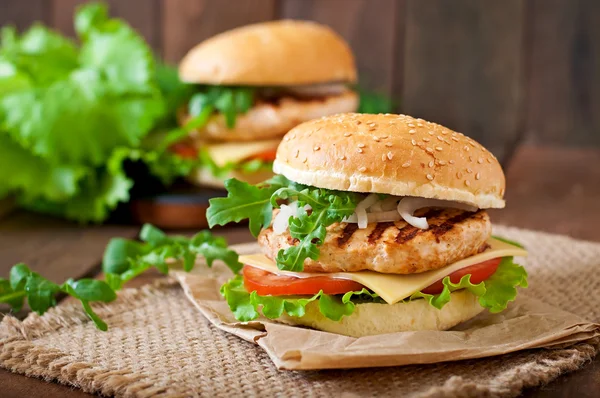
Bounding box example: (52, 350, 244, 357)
(258, 208, 492, 274)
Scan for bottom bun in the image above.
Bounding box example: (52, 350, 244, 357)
(190, 168, 275, 189)
(278, 290, 484, 337)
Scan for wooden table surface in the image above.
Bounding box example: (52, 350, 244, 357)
(1, 144, 599, 397)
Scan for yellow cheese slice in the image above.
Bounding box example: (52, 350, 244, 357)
(239, 237, 527, 305)
(204, 139, 280, 167)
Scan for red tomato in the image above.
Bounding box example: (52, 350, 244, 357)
(242, 265, 364, 296)
(170, 142, 198, 159)
(420, 258, 501, 295)
(249, 149, 277, 162)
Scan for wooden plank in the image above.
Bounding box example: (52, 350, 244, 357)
(525, 0, 600, 146)
(402, 0, 525, 163)
(0, 0, 48, 30)
(161, 0, 277, 64)
(50, 0, 162, 52)
(0, 212, 138, 283)
(280, 0, 399, 96)
(489, 145, 600, 242)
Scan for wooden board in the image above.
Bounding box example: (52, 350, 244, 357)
(525, 0, 600, 146)
(402, 0, 525, 163)
(161, 0, 277, 64)
(489, 145, 600, 242)
(0, 212, 138, 284)
(0, 0, 48, 30)
(49, 0, 162, 51)
(280, 0, 400, 96)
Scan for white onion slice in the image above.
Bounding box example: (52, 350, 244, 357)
(356, 193, 380, 210)
(397, 197, 478, 230)
(273, 202, 298, 234)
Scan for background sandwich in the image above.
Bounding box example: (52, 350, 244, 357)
(207, 113, 528, 337)
(172, 21, 359, 188)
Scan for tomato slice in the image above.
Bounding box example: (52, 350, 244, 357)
(248, 149, 277, 162)
(242, 265, 364, 296)
(243, 257, 502, 297)
(420, 258, 501, 295)
(170, 142, 198, 159)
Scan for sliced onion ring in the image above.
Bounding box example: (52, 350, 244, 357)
(397, 197, 478, 230)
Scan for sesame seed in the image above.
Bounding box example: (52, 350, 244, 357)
(340, 155, 346, 160)
(464, 145, 470, 151)
(469, 141, 476, 147)
(385, 142, 393, 147)
(380, 135, 389, 139)
(402, 161, 411, 168)
(407, 123, 415, 127)
(439, 160, 447, 165)
(344, 132, 352, 137)
(291, 133, 297, 138)
(356, 120, 362, 125)
(449, 160, 455, 164)
(313, 145, 320, 151)
(441, 130, 448, 135)
(469, 156, 473, 162)
(426, 147, 434, 153)
(451, 137, 459, 142)
(387, 152, 394, 160)
(303, 157, 308, 164)
(357, 148, 363, 153)
(428, 160, 434, 168)
(500, 188, 505, 196)
(411, 139, 417, 146)
(284, 137, 290, 141)
(476, 173, 481, 180)
(478, 158, 484, 164)
(409, 129, 416, 134)
(423, 137, 431, 142)
(467, 168, 473, 173)
(417, 123, 423, 127)
(465, 180, 471, 187)
(357, 143, 365, 148)
(382, 154, 387, 161)
(456, 171, 463, 179)
(294, 149, 299, 158)
(428, 131, 434, 136)
(426, 174, 434, 181)
(435, 146, 443, 151)
(359, 166, 367, 172)
(486, 158, 492, 164)
(437, 136, 444, 141)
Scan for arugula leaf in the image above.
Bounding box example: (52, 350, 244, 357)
(1, 224, 239, 331)
(186, 86, 256, 131)
(102, 224, 243, 286)
(207, 177, 289, 237)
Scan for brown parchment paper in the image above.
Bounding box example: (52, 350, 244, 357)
(174, 227, 600, 370)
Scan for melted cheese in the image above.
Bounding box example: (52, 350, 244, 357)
(204, 139, 280, 167)
(239, 238, 528, 305)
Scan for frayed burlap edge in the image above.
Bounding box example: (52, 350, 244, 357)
(0, 279, 182, 398)
(0, 278, 599, 398)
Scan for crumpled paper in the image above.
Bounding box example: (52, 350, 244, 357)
(174, 243, 600, 370)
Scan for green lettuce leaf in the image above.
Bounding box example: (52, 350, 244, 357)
(410, 257, 527, 313)
(197, 148, 272, 179)
(223, 257, 528, 323)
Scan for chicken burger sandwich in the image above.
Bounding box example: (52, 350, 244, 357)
(207, 113, 528, 337)
(173, 21, 358, 188)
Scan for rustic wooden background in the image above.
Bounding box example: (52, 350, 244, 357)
(1, 0, 598, 164)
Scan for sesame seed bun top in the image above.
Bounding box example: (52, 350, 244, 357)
(273, 113, 506, 209)
(179, 20, 357, 86)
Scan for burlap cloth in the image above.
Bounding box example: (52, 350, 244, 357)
(1, 225, 599, 397)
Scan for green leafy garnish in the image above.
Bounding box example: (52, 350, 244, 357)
(187, 85, 255, 129)
(221, 275, 378, 322)
(410, 257, 528, 312)
(492, 235, 526, 249)
(0, 224, 240, 330)
(207, 177, 361, 271)
(197, 148, 272, 179)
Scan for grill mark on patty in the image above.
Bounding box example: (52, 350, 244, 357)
(395, 208, 444, 244)
(429, 210, 483, 243)
(337, 223, 359, 247)
(367, 222, 395, 244)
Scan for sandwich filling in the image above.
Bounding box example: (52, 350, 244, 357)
(170, 85, 358, 178)
(207, 176, 528, 323)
